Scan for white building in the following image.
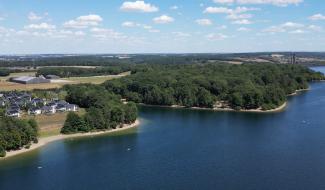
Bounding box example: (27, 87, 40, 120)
(28, 108, 42, 115)
(6, 109, 20, 117)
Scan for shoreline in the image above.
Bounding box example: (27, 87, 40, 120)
(139, 102, 287, 113)
(138, 88, 311, 113)
(288, 88, 310, 96)
(1, 119, 140, 159)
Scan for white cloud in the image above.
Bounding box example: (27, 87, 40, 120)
(289, 29, 305, 34)
(16, 30, 29, 36)
(282, 22, 303, 28)
(204, 6, 259, 14)
(153, 15, 174, 24)
(309, 14, 325, 21)
(7, 28, 88, 39)
(263, 22, 304, 33)
(91, 27, 126, 40)
(58, 30, 73, 35)
(75, 31, 86, 36)
(143, 25, 152, 29)
(28, 12, 42, 21)
(120, 1, 158, 13)
(237, 27, 251, 31)
(232, 19, 252, 24)
(237, 0, 303, 6)
(173, 32, 191, 38)
(0, 17, 5, 21)
(170, 5, 179, 10)
(308, 25, 322, 32)
(204, 7, 233, 14)
(196, 19, 213, 26)
(206, 33, 228, 40)
(213, 0, 235, 4)
(214, 0, 303, 6)
(148, 29, 160, 33)
(24, 23, 56, 30)
(63, 14, 103, 29)
(226, 13, 252, 20)
(121, 21, 157, 32)
(217, 25, 228, 30)
(0, 26, 13, 35)
(204, 6, 257, 24)
(122, 21, 138, 27)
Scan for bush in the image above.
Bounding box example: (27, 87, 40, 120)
(0, 145, 6, 157)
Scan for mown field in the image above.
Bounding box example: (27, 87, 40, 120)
(0, 71, 130, 91)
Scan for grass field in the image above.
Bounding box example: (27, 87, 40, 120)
(0, 82, 66, 91)
(23, 109, 86, 137)
(0, 71, 130, 91)
(63, 74, 125, 84)
(0, 71, 36, 81)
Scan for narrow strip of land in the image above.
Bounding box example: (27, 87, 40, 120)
(1, 120, 140, 159)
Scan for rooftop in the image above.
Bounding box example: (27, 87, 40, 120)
(12, 76, 36, 82)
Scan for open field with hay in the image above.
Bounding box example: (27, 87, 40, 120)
(0, 71, 130, 91)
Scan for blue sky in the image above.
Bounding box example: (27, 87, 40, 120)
(0, 0, 324, 54)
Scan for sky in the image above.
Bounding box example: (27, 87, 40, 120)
(0, 0, 324, 54)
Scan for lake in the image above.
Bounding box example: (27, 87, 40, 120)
(1, 67, 325, 190)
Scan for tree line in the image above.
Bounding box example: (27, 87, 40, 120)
(36, 65, 132, 78)
(103, 63, 324, 110)
(0, 111, 38, 157)
(61, 84, 137, 134)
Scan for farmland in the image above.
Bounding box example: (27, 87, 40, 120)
(0, 71, 130, 91)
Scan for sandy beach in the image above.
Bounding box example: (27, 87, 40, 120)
(1, 119, 140, 159)
(139, 102, 287, 113)
(288, 88, 310, 96)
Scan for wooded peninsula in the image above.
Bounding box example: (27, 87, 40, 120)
(104, 63, 324, 110)
(0, 60, 324, 157)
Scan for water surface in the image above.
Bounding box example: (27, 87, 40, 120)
(1, 67, 325, 190)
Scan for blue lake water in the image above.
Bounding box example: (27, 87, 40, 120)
(1, 67, 325, 190)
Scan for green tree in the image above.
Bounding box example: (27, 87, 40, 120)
(61, 112, 89, 134)
(124, 102, 138, 124)
(0, 145, 5, 157)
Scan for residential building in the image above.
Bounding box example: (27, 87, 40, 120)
(28, 107, 42, 115)
(6, 109, 20, 117)
(66, 104, 79, 112)
(42, 106, 56, 114)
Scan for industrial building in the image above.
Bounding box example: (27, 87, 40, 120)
(9, 76, 51, 84)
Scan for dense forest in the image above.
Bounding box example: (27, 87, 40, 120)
(36, 65, 133, 77)
(1, 53, 325, 68)
(0, 55, 229, 67)
(104, 63, 324, 110)
(61, 84, 137, 134)
(0, 112, 38, 157)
